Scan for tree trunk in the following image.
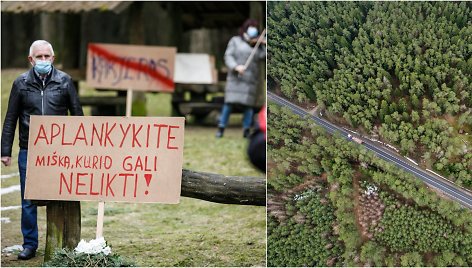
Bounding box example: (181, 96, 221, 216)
(128, 1, 147, 116)
(249, 1, 266, 108)
(44, 201, 81, 263)
(40, 13, 55, 46)
(181, 169, 266, 206)
(62, 13, 81, 70)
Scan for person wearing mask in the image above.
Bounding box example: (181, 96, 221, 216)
(216, 18, 266, 138)
(1, 40, 83, 260)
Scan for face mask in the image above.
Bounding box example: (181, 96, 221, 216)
(247, 26, 258, 39)
(34, 60, 52, 74)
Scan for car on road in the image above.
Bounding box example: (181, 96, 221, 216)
(348, 134, 363, 144)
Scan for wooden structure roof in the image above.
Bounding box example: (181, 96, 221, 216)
(1, 1, 131, 14)
(1, 1, 257, 28)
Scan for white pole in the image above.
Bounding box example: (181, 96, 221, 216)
(126, 88, 133, 117)
(95, 201, 105, 239)
(96, 88, 133, 239)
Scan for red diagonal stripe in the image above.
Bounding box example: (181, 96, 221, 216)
(88, 43, 174, 90)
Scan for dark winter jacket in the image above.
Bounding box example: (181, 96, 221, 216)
(1, 67, 83, 156)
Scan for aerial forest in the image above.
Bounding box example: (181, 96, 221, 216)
(267, 2, 472, 266)
(267, 105, 472, 266)
(268, 1, 471, 188)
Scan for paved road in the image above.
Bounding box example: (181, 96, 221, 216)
(268, 91, 472, 209)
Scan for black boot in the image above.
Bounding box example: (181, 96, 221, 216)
(243, 128, 250, 138)
(18, 248, 36, 260)
(216, 127, 224, 138)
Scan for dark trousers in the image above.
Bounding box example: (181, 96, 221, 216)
(218, 103, 254, 129)
(18, 149, 38, 250)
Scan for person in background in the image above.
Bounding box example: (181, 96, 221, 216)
(216, 18, 266, 138)
(247, 105, 266, 172)
(1, 40, 83, 260)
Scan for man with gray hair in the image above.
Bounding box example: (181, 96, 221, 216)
(1, 40, 83, 260)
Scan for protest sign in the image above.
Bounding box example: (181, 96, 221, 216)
(86, 43, 176, 92)
(174, 53, 216, 84)
(25, 116, 185, 204)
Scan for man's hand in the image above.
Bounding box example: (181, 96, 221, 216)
(1, 156, 11, 166)
(235, 65, 246, 75)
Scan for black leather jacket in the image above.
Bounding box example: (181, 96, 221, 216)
(1, 67, 83, 156)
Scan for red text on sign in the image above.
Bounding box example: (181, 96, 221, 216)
(33, 123, 180, 150)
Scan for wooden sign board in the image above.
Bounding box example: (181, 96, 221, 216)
(174, 53, 216, 84)
(86, 43, 176, 92)
(25, 116, 185, 204)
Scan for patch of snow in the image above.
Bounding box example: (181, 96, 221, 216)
(293, 189, 315, 201)
(1, 172, 19, 180)
(1, 185, 20, 195)
(1, 206, 21, 211)
(2, 245, 23, 253)
(405, 156, 418, 166)
(364, 185, 378, 196)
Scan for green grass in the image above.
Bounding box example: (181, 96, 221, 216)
(1, 69, 266, 267)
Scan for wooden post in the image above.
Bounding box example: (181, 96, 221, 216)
(126, 88, 133, 117)
(95, 88, 133, 239)
(44, 201, 81, 262)
(43, 13, 82, 261)
(95, 201, 105, 239)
